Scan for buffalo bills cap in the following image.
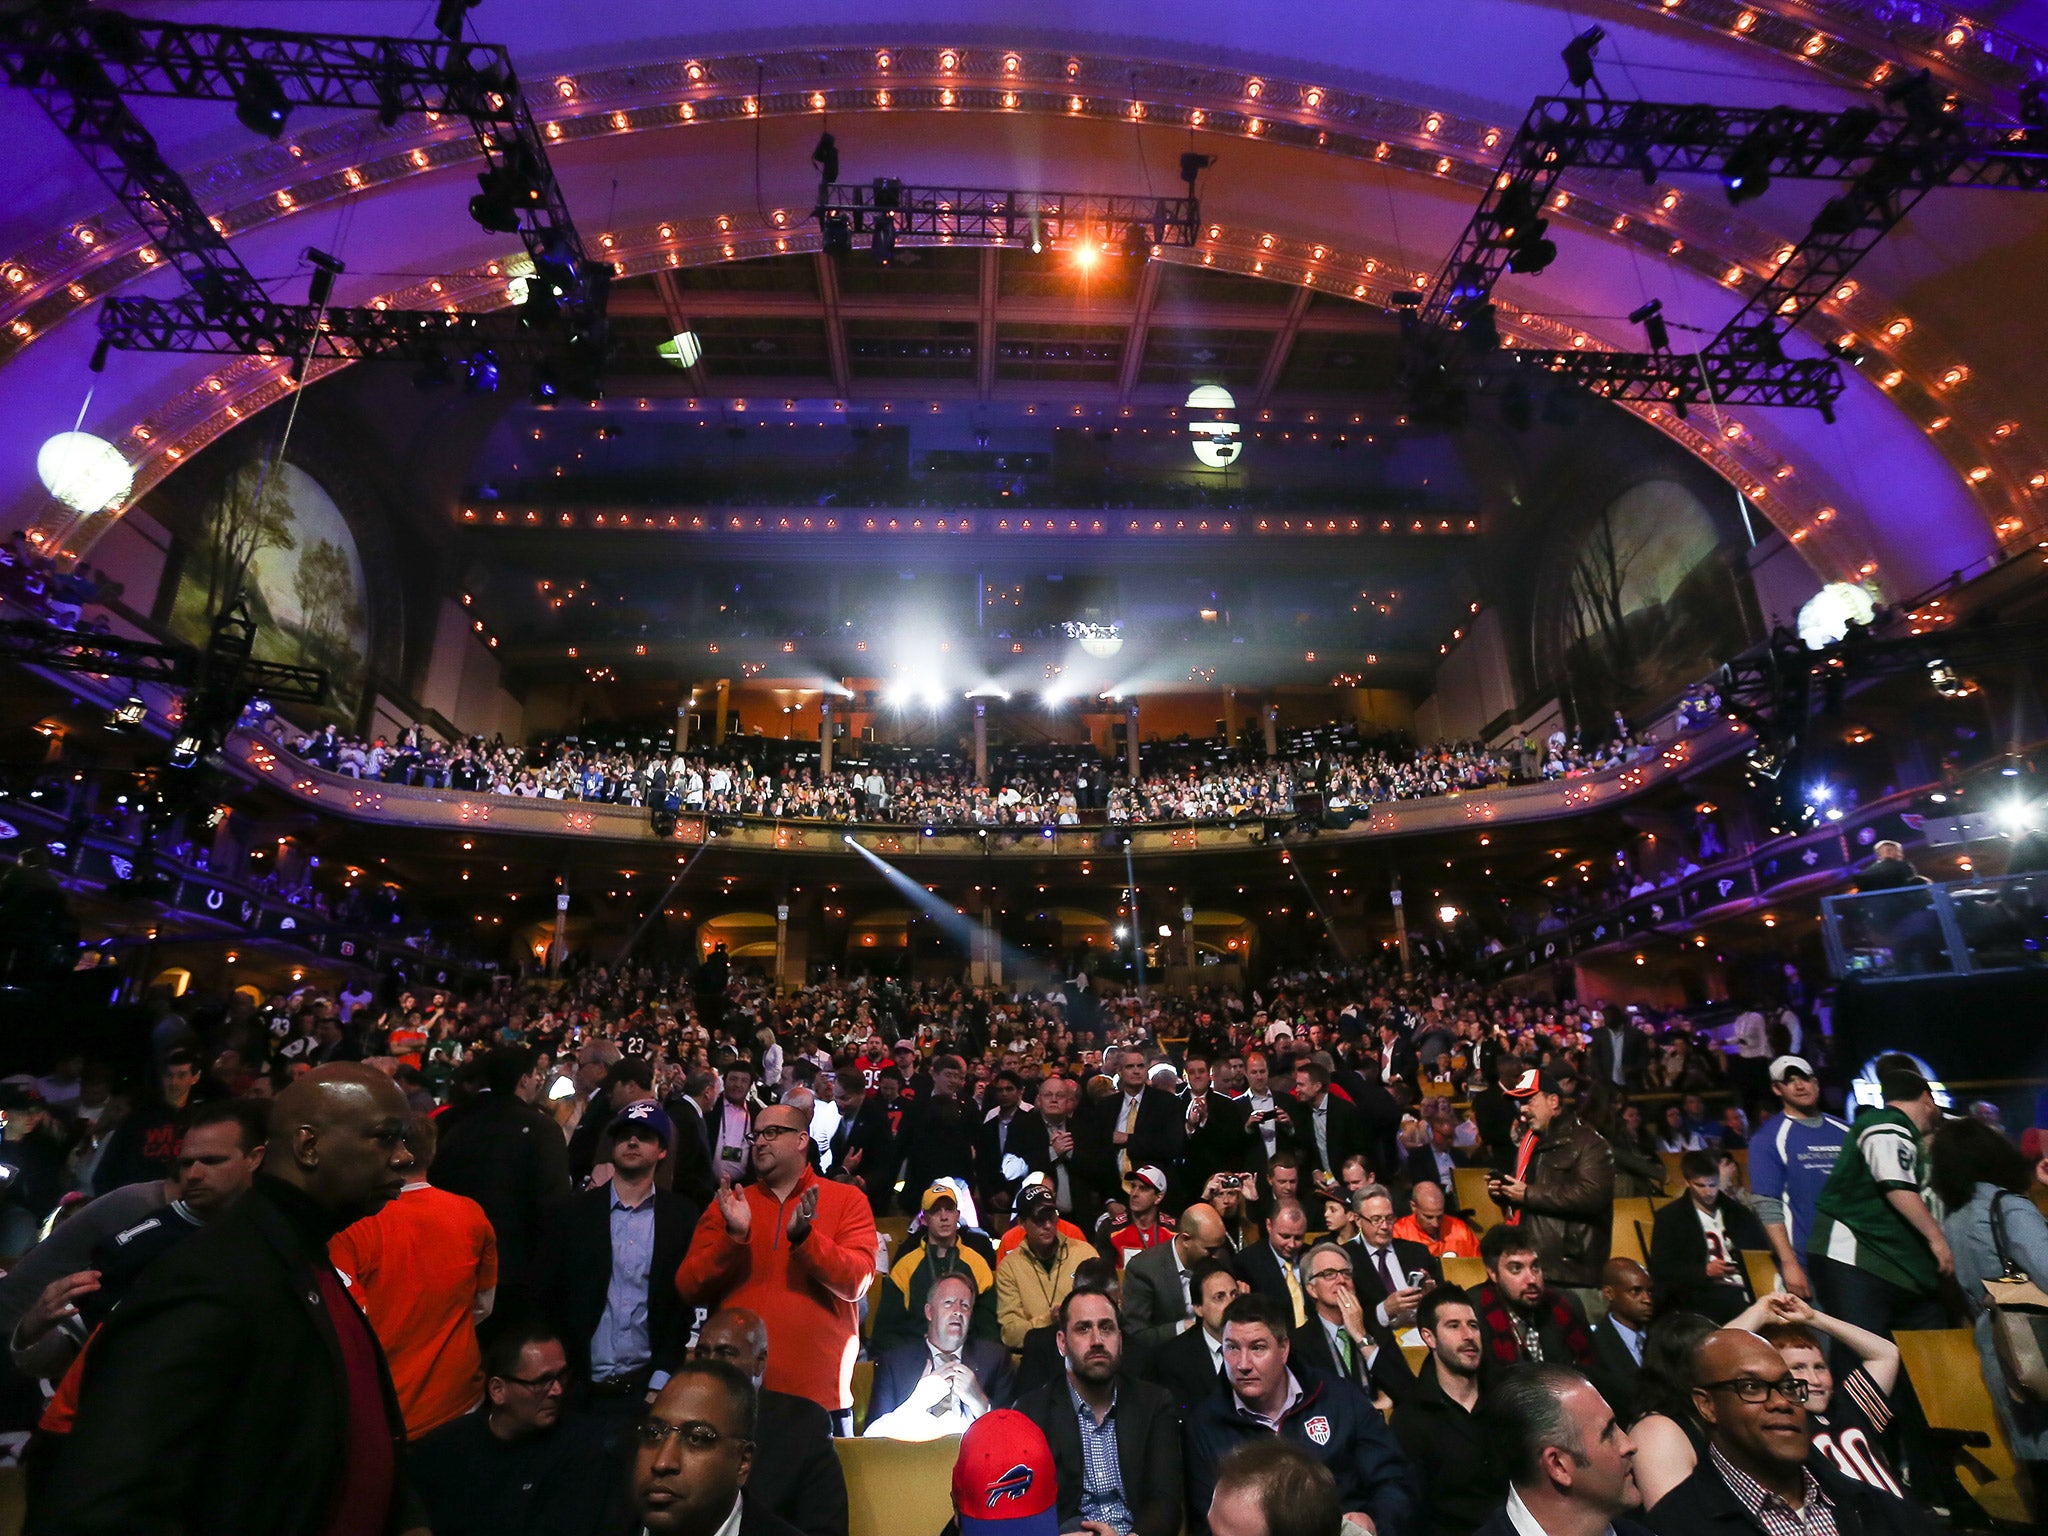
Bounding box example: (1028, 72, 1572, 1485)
(952, 1409, 1059, 1536)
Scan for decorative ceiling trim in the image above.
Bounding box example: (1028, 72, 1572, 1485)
(10, 38, 2035, 555)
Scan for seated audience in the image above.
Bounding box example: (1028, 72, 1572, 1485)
(1649, 1152, 1768, 1324)
(870, 1182, 998, 1352)
(1472, 1364, 1652, 1536)
(1122, 1201, 1230, 1348)
(1237, 1200, 1310, 1328)
(1757, 1300, 1903, 1497)
(1392, 1180, 1479, 1260)
(1014, 1290, 1184, 1536)
(1292, 1238, 1413, 1411)
(1351, 1183, 1441, 1330)
(694, 1308, 848, 1536)
(864, 1270, 1013, 1432)
(1587, 1258, 1655, 1425)
(1148, 1255, 1242, 1410)
(1471, 1224, 1595, 1382)
(1395, 1286, 1507, 1536)
(1206, 1440, 1343, 1536)
(626, 1359, 805, 1536)
(997, 1184, 1094, 1349)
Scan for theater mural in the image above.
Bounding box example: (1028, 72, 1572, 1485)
(1549, 478, 1758, 732)
(167, 458, 369, 720)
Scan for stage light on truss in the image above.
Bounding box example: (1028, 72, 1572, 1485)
(1722, 126, 1775, 205)
(658, 331, 703, 369)
(233, 63, 291, 138)
(1562, 26, 1604, 89)
(108, 695, 147, 731)
(38, 431, 133, 514)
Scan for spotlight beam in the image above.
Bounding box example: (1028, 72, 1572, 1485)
(614, 832, 716, 965)
(843, 836, 1034, 976)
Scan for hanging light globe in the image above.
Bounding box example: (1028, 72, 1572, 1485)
(37, 431, 134, 514)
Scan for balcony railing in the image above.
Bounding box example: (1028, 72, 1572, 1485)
(1822, 871, 2048, 980)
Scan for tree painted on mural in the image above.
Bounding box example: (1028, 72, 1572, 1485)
(1557, 480, 1754, 733)
(170, 460, 371, 722)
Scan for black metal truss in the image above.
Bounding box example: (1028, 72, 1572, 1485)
(1414, 91, 2044, 414)
(94, 294, 541, 362)
(0, 7, 595, 364)
(816, 182, 1200, 248)
(0, 617, 325, 703)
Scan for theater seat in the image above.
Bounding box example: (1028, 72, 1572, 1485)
(1738, 1249, 1780, 1300)
(1610, 1198, 1656, 1264)
(1442, 1255, 1487, 1290)
(836, 1432, 964, 1536)
(1452, 1168, 1503, 1231)
(851, 1358, 875, 1426)
(1895, 1328, 2029, 1526)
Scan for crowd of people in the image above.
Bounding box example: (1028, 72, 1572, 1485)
(263, 719, 1631, 828)
(0, 949, 2037, 1536)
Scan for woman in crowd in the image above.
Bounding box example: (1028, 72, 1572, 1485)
(1605, 1101, 1668, 1198)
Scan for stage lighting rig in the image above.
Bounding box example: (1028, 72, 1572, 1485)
(814, 180, 1202, 254)
(812, 131, 839, 185)
(1628, 298, 1670, 352)
(1561, 27, 1604, 93)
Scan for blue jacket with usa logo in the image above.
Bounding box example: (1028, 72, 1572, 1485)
(1185, 1364, 1418, 1536)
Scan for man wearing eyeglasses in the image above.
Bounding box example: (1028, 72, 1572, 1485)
(1645, 1330, 1936, 1536)
(675, 1106, 877, 1431)
(1291, 1241, 1412, 1413)
(410, 1323, 616, 1536)
(629, 1359, 805, 1536)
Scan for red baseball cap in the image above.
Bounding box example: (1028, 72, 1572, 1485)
(951, 1410, 1059, 1536)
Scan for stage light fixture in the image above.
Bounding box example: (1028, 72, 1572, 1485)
(168, 734, 205, 769)
(1628, 298, 1670, 351)
(109, 695, 147, 731)
(1824, 339, 1865, 367)
(1562, 27, 1604, 89)
(465, 349, 500, 393)
(434, 0, 477, 41)
(530, 364, 559, 403)
(821, 212, 853, 257)
(1722, 127, 1775, 205)
(233, 64, 291, 138)
(812, 131, 839, 184)
(303, 247, 345, 310)
(872, 211, 897, 263)
(1505, 228, 1555, 274)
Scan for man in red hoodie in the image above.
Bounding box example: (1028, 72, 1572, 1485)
(675, 1103, 876, 1431)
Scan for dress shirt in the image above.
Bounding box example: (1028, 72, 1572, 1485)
(1246, 1091, 1280, 1160)
(1277, 1250, 1307, 1328)
(1610, 1316, 1645, 1365)
(1068, 1379, 1134, 1534)
(1320, 1315, 1362, 1382)
(1709, 1446, 1840, 1536)
(1232, 1372, 1304, 1433)
(1044, 1118, 1075, 1213)
(712, 1099, 751, 1175)
(591, 1184, 656, 1383)
(1362, 1242, 1409, 1327)
(1116, 1091, 1143, 1177)
(1506, 1484, 1617, 1536)
(1311, 1099, 1332, 1172)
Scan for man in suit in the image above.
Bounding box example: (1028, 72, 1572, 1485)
(1289, 1060, 1370, 1182)
(1647, 1330, 1938, 1536)
(694, 1308, 847, 1536)
(1183, 1055, 1254, 1195)
(1586, 1010, 1650, 1103)
(1394, 1286, 1504, 1536)
(1013, 1289, 1184, 1536)
(541, 1101, 699, 1405)
(1468, 1365, 1653, 1536)
(975, 1069, 1049, 1221)
(1236, 1201, 1310, 1328)
(863, 1270, 1015, 1429)
(1147, 1255, 1239, 1411)
(44, 1064, 430, 1536)
(1649, 1152, 1769, 1324)
(432, 1044, 572, 1317)
(1121, 1201, 1231, 1347)
(825, 1069, 895, 1214)
(1292, 1240, 1414, 1411)
(626, 1360, 806, 1536)
(892, 1054, 977, 1214)
(1034, 1074, 1095, 1225)
(1588, 1258, 1655, 1425)
(1088, 1046, 1186, 1204)
(662, 1067, 720, 1208)
(1351, 1184, 1441, 1331)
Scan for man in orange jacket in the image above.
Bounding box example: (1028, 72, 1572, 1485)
(675, 1103, 877, 1430)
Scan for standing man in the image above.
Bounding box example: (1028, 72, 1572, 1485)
(1292, 1240, 1415, 1409)
(408, 1323, 617, 1536)
(1471, 1225, 1594, 1381)
(826, 1069, 896, 1213)
(663, 1067, 722, 1209)
(43, 1064, 428, 1536)
(1014, 1290, 1185, 1536)
(1185, 1056, 1253, 1197)
(977, 1070, 1050, 1218)
(1185, 1293, 1417, 1536)
(1747, 1056, 1847, 1302)
(708, 1061, 758, 1187)
(89, 1049, 203, 1195)
(1036, 1075, 1093, 1225)
(674, 1104, 876, 1429)
(896, 1055, 979, 1214)
(542, 1101, 698, 1408)
(1727, 1005, 1772, 1119)
(1238, 1202, 1310, 1328)
(1290, 1061, 1367, 1184)
(864, 1272, 1015, 1428)
(330, 1114, 499, 1439)
(694, 1307, 849, 1536)
(1240, 1052, 1295, 1169)
(1649, 1152, 1768, 1324)
(1469, 1366, 1651, 1536)
(1488, 1068, 1614, 1292)
(1394, 1287, 1505, 1536)
(1090, 1048, 1186, 1205)
(1587, 1011, 1648, 1105)
(432, 1044, 571, 1317)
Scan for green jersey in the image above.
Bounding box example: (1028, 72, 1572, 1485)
(1807, 1104, 1937, 1295)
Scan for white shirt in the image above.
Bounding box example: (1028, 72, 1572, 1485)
(1246, 1090, 1280, 1159)
(1506, 1484, 1615, 1536)
(655, 1492, 745, 1536)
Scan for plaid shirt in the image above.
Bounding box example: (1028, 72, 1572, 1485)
(1069, 1379, 1133, 1533)
(1708, 1446, 1840, 1536)
(1473, 1281, 1594, 1369)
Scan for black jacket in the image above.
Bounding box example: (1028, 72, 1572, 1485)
(1647, 1450, 1942, 1536)
(662, 1094, 720, 1208)
(1184, 1365, 1417, 1536)
(1290, 1315, 1415, 1407)
(1649, 1197, 1769, 1323)
(975, 1105, 1051, 1207)
(1586, 1317, 1647, 1424)
(1394, 1361, 1507, 1536)
(863, 1336, 1016, 1428)
(1145, 1324, 1230, 1413)
(431, 1090, 573, 1300)
(1351, 1238, 1442, 1318)
(1290, 1092, 1372, 1180)
(41, 1177, 425, 1536)
(1014, 1373, 1185, 1536)
(1237, 1239, 1304, 1315)
(540, 1183, 699, 1384)
(1589, 1026, 1652, 1091)
(894, 1094, 978, 1213)
(1084, 1087, 1187, 1203)
(1184, 1092, 1254, 1195)
(411, 1408, 618, 1536)
(826, 1094, 896, 1214)
(748, 1388, 849, 1536)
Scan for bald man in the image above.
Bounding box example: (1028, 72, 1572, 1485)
(1123, 1203, 1232, 1347)
(1589, 1257, 1656, 1422)
(43, 1064, 427, 1536)
(1648, 1330, 1937, 1536)
(695, 1308, 848, 1536)
(675, 1104, 877, 1429)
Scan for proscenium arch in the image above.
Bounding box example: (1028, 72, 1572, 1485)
(0, 17, 2020, 591)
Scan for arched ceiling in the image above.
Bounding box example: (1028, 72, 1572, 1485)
(4, 0, 2046, 598)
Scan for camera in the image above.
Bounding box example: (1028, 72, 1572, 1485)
(1217, 1174, 1242, 1190)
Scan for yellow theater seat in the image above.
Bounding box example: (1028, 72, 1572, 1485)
(836, 1432, 963, 1536)
(1895, 1328, 2031, 1526)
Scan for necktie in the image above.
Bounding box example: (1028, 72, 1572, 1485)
(1333, 1328, 1354, 1379)
(1282, 1261, 1307, 1328)
(1119, 1094, 1140, 1176)
(1377, 1248, 1402, 1297)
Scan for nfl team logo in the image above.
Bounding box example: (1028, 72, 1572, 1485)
(1305, 1416, 1331, 1446)
(987, 1465, 1035, 1507)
